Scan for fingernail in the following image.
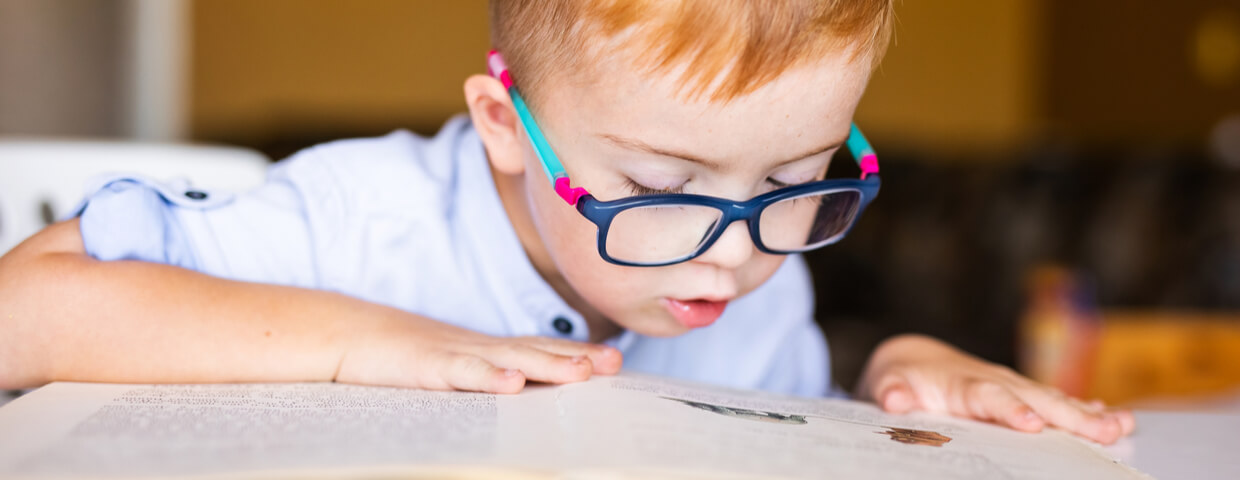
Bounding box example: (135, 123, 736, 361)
(880, 388, 913, 413)
(1023, 409, 1043, 423)
(504, 369, 521, 377)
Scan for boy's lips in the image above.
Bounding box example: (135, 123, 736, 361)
(661, 298, 730, 329)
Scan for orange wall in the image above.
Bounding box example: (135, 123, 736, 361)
(856, 0, 1044, 155)
(191, 0, 490, 146)
(190, 1, 1236, 157)
(191, 1, 1047, 156)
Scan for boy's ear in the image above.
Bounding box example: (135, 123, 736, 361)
(464, 75, 525, 175)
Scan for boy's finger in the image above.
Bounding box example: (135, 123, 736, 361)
(963, 381, 1044, 432)
(1021, 388, 1124, 444)
(521, 338, 624, 375)
(439, 352, 526, 394)
(1112, 409, 1137, 436)
(481, 344, 594, 384)
(1064, 397, 1107, 415)
(1082, 400, 1136, 436)
(872, 376, 918, 414)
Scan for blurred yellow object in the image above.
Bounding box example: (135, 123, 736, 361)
(1192, 8, 1240, 88)
(1088, 312, 1240, 407)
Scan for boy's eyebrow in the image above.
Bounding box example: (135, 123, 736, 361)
(598, 133, 845, 170)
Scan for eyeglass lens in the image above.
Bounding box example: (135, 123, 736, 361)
(757, 190, 861, 252)
(602, 190, 862, 264)
(605, 204, 725, 264)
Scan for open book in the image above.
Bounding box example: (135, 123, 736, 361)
(0, 372, 1149, 479)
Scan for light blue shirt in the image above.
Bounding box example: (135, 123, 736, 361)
(76, 116, 838, 398)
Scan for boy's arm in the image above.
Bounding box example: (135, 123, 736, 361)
(0, 219, 620, 391)
(855, 334, 1135, 445)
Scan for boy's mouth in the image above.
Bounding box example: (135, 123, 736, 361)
(661, 298, 729, 329)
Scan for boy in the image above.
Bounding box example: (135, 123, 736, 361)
(0, 0, 1133, 444)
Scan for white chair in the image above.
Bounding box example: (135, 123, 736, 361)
(0, 140, 270, 256)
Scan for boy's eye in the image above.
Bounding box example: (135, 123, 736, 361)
(624, 173, 824, 197)
(766, 176, 819, 190)
(767, 178, 792, 189)
(769, 167, 829, 189)
(625, 178, 685, 196)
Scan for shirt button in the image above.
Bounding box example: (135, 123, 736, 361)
(185, 190, 208, 200)
(552, 317, 574, 335)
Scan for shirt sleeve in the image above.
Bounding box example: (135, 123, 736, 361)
(75, 152, 330, 288)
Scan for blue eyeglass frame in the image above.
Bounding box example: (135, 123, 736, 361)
(487, 50, 881, 267)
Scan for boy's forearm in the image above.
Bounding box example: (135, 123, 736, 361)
(1, 220, 621, 393)
(0, 231, 380, 389)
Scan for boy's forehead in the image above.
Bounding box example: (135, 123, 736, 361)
(542, 48, 869, 166)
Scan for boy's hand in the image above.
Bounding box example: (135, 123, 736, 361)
(334, 311, 623, 394)
(856, 334, 1135, 445)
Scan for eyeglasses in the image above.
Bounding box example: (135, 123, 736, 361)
(487, 50, 881, 267)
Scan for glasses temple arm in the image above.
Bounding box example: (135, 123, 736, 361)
(846, 123, 879, 180)
(488, 50, 589, 205)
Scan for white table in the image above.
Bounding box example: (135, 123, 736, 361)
(1104, 412, 1240, 480)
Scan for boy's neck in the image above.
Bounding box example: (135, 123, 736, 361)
(489, 164, 623, 344)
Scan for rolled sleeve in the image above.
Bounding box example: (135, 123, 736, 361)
(78, 176, 213, 269)
(75, 159, 325, 289)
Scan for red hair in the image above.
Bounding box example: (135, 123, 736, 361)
(490, 0, 894, 104)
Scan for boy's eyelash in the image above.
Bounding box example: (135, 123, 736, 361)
(767, 178, 791, 189)
(771, 170, 830, 188)
(625, 178, 685, 196)
(623, 176, 820, 196)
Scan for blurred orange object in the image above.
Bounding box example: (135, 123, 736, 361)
(1019, 266, 1240, 406)
(1088, 312, 1240, 407)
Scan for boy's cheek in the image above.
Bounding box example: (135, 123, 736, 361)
(735, 253, 786, 297)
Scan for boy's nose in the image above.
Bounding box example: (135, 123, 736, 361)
(693, 221, 756, 270)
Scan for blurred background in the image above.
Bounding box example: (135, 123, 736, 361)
(2, 0, 1239, 409)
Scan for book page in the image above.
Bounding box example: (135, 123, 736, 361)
(539, 373, 1151, 479)
(0, 382, 552, 479)
(0, 373, 1151, 479)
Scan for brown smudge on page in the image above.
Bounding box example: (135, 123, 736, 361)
(878, 427, 953, 447)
